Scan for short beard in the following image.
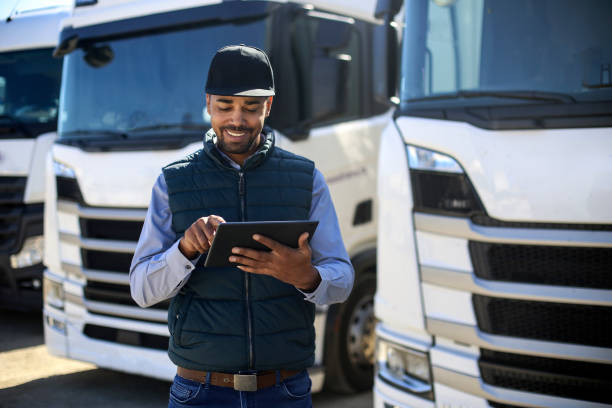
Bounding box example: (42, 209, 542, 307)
(217, 126, 260, 155)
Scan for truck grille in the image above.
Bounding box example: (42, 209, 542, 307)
(0, 176, 26, 205)
(0, 177, 27, 250)
(81, 249, 134, 273)
(80, 218, 143, 241)
(473, 295, 612, 348)
(470, 242, 612, 289)
(480, 349, 612, 404)
(0, 207, 22, 250)
(84, 281, 169, 310)
(83, 324, 168, 350)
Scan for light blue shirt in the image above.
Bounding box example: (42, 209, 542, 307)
(129, 150, 354, 308)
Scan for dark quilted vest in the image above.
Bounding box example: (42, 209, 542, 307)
(162, 129, 315, 371)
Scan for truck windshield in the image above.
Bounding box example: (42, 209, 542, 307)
(400, 0, 612, 107)
(59, 19, 267, 140)
(0, 48, 62, 138)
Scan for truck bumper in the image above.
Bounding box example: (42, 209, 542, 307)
(43, 273, 326, 389)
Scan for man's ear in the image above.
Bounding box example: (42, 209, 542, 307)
(265, 96, 274, 117)
(206, 94, 211, 115)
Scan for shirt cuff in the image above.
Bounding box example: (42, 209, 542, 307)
(298, 266, 328, 301)
(165, 240, 201, 277)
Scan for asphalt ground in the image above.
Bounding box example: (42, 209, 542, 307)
(0, 310, 372, 408)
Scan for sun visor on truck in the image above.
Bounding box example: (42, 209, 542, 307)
(53, 0, 279, 58)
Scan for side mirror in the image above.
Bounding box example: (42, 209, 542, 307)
(276, 15, 354, 140)
(84, 45, 115, 68)
(373, 22, 399, 105)
(375, 0, 403, 19)
(373, 0, 402, 105)
(306, 18, 352, 123)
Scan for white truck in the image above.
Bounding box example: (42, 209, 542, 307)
(43, 0, 389, 393)
(0, 2, 68, 311)
(373, 0, 612, 407)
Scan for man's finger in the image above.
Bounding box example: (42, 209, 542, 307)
(237, 265, 271, 276)
(207, 215, 226, 230)
(203, 222, 215, 244)
(298, 232, 310, 250)
(252, 234, 285, 252)
(193, 228, 210, 252)
(229, 255, 260, 267)
(231, 247, 268, 261)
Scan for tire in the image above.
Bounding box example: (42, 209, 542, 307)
(324, 270, 377, 393)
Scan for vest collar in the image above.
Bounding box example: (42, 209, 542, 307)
(202, 127, 275, 170)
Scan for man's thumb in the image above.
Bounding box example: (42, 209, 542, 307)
(298, 232, 310, 249)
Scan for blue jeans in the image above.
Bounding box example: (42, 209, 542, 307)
(167, 370, 312, 408)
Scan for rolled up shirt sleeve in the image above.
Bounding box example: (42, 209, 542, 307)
(300, 169, 354, 305)
(129, 174, 199, 308)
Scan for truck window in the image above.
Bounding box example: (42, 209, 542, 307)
(59, 18, 269, 139)
(401, 0, 612, 105)
(0, 48, 62, 138)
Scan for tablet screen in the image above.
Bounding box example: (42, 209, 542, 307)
(204, 221, 319, 268)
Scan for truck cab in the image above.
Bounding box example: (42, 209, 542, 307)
(44, 0, 388, 393)
(0, 3, 68, 310)
(374, 0, 612, 407)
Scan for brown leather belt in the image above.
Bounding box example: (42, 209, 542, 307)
(177, 366, 301, 391)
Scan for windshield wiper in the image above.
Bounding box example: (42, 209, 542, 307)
(128, 123, 209, 133)
(61, 129, 129, 139)
(409, 90, 577, 104)
(0, 114, 32, 137)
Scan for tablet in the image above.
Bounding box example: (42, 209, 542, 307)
(204, 221, 319, 268)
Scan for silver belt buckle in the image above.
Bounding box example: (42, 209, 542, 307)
(233, 374, 257, 391)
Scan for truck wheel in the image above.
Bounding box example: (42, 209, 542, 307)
(324, 271, 376, 393)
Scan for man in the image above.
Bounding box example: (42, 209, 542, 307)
(129, 45, 354, 407)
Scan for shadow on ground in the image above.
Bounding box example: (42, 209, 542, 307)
(0, 369, 170, 408)
(0, 310, 44, 352)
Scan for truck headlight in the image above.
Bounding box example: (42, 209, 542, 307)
(53, 160, 76, 178)
(10, 236, 44, 269)
(407, 145, 484, 216)
(43, 276, 65, 310)
(376, 339, 433, 400)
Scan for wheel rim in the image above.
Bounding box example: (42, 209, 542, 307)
(346, 293, 376, 367)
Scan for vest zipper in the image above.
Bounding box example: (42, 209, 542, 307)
(239, 170, 254, 369)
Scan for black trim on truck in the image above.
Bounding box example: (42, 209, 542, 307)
(480, 349, 612, 404)
(470, 242, 612, 289)
(473, 295, 612, 349)
(396, 101, 612, 130)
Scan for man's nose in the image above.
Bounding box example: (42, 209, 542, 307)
(229, 109, 246, 127)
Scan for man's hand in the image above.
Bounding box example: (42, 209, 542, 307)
(229, 232, 321, 292)
(178, 215, 226, 260)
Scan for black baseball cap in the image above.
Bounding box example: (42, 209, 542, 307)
(205, 44, 275, 97)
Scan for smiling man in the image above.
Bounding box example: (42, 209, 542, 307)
(129, 45, 354, 408)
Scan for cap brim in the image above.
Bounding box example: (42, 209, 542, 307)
(206, 88, 275, 97)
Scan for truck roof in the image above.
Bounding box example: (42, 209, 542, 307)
(0, 5, 70, 52)
(61, 0, 378, 31)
